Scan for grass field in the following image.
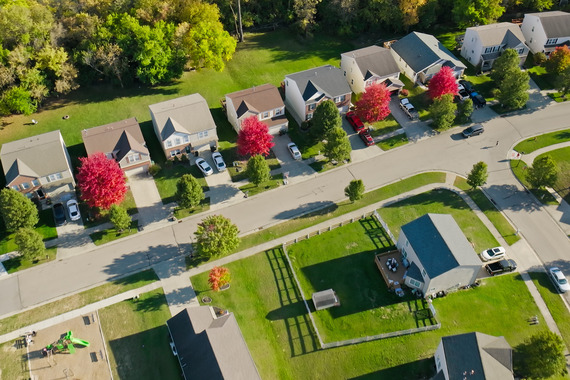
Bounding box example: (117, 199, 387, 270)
(379, 133, 409, 150)
(536, 147, 570, 203)
(0, 208, 58, 255)
(528, 65, 557, 90)
(153, 164, 209, 205)
(510, 160, 559, 205)
(239, 174, 283, 196)
(514, 129, 570, 154)
(90, 220, 139, 246)
(369, 115, 402, 137)
(173, 197, 210, 219)
(3, 246, 57, 274)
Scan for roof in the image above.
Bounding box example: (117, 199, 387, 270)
(286, 65, 351, 102)
(312, 289, 338, 310)
(341, 46, 401, 80)
(391, 32, 466, 73)
(166, 306, 261, 380)
(467, 23, 526, 48)
(1, 130, 69, 184)
(440, 332, 513, 380)
(148, 94, 217, 141)
(226, 83, 284, 119)
(400, 214, 480, 278)
(527, 11, 570, 38)
(82, 117, 148, 162)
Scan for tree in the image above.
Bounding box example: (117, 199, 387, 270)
(246, 154, 270, 186)
(526, 155, 558, 189)
(185, 20, 237, 72)
(344, 179, 365, 202)
(355, 82, 391, 122)
(522, 0, 554, 11)
(428, 66, 458, 99)
(452, 0, 504, 28)
(208, 266, 231, 291)
(14, 228, 44, 260)
(515, 331, 566, 379)
(558, 65, 570, 95)
(194, 215, 240, 258)
(176, 174, 204, 208)
(467, 161, 488, 189)
(0, 86, 36, 115)
(293, 0, 321, 37)
(0, 189, 39, 231)
(429, 94, 457, 130)
(237, 116, 275, 157)
(546, 46, 570, 75)
(457, 98, 474, 124)
(77, 152, 127, 210)
(399, 0, 427, 30)
(490, 49, 519, 83)
(496, 69, 530, 110)
(108, 204, 131, 232)
(323, 126, 352, 162)
(533, 52, 547, 66)
(311, 100, 341, 137)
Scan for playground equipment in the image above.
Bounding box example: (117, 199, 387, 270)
(43, 331, 90, 355)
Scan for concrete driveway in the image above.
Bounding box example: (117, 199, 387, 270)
(126, 168, 170, 226)
(389, 97, 435, 142)
(271, 133, 316, 183)
(339, 115, 383, 163)
(194, 152, 243, 208)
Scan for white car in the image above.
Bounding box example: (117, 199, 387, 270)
(481, 246, 506, 261)
(549, 267, 570, 293)
(287, 142, 302, 160)
(66, 199, 81, 221)
(212, 152, 226, 172)
(195, 158, 213, 176)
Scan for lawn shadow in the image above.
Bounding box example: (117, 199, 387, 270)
(103, 243, 180, 278)
(348, 358, 435, 380)
(383, 188, 469, 210)
(274, 201, 337, 220)
(133, 291, 168, 312)
(484, 184, 542, 213)
(358, 217, 395, 250)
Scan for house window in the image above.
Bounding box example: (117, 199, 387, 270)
(532, 26, 534, 32)
(343, 71, 346, 76)
(275, 108, 283, 116)
(11, 185, 19, 191)
(351, 79, 354, 85)
(308, 103, 316, 111)
(128, 153, 140, 162)
(198, 131, 209, 139)
(31, 179, 40, 187)
(529, 38, 533, 44)
(409, 278, 421, 288)
(518, 48, 525, 55)
(334, 95, 346, 103)
(547, 38, 557, 45)
(262, 111, 270, 119)
(183, 135, 189, 143)
(306, 113, 313, 120)
(21, 182, 30, 190)
(484, 47, 492, 54)
(170, 149, 181, 157)
(47, 173, 63, 182)
(166, 140, 173, 148)
(175, 137, 182, 145)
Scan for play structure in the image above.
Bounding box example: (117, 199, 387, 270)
(43, 330, 90, 356)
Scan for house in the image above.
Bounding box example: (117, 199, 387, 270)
(166, 306, 261, 380)
(225, 84, 288, 136)
(81, 117, 151, 173)
(284, 65, 352, 125)
(461, 23, 529, 71)
(396, 213, 481, 296)
(0, 130, 75, 201)
(340, 45, 404, 94)
(149, 94, 218, 159)
(434, 332, 514, 380)
(521, 11, 570, 55)
(390, 32, 466, 85)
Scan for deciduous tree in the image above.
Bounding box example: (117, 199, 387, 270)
(184, 20, 237, 72)
(526, 155, 558, 189)
(452, 0, 504, 28)
(293, 0, 321, 37)
(515, 331, 566, 379)
(429, 93, 457, 130)
(311, 100, 341, 137)
(490, 48, 519, 83)
(323, 126, 352, 162)
(208, 266, 231, 291)
(176, 174, 204, 208)
(237, 116, 275, 157)
(558, 65, 570, 95)
(0, 86, 36, 115)
(246, 154, 270, 186)
(355, 82, 391, 122)
(399, 0, 427, 30)
(194, 215, 240, 258)
(0, 189, 39, 231)
(428, 66, 458, 100)
(496, 69, 529, 110)
(457, 98, 474, 123)
(77, 152, 127, 210)
(467, 161, 488, 188)
(15, 228, 44, 260)
(108, 204, 131, 232)
(546, 46, 570, 75)
(344, 179, 365, 202)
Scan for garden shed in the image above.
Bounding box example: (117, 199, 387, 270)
(312, 289, 340, 311)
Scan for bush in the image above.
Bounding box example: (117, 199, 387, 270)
(164, 160, 173, 168)
(148, 164, 161, 176)
(180, 154, 189, 164)
(534, 52, 547, 66)
(400, 88, 409, 97)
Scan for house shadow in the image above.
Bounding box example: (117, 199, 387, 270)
(484, 184, 542, 212)
(348, 358, 435, 380)
(382, 188, 469, 210)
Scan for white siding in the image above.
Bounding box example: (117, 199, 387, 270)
(284, 78, 307, 125)
(390, 49, 418, 84)
(340, 55, 366, 94)
(225, 96, 240, 133)
(461, 29, 484, 66)
(434, 341, 450, 380)
(521, 14, 548, 54)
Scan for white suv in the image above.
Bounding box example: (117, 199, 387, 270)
(549, 267, 570, 293)
(287, 143, 301, 160)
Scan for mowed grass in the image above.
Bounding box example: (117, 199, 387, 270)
(378, 189, 498, 253)
(545, 147, 570, 203)
(0, 208, 58, 255)
(369, 114, 401, 137)
(510, 160, 561, 205)
(82, 189, 138, 229)
(239, 174, 283, 196)
(90, 220, 139, 246)
(378, 133, 409, 150)
(154, 164, 209, 205)
(99, 288, 180, 380)
(3, 246, 57, 274)
(514, 129, 570, 154)
(0, 339, 28, 380)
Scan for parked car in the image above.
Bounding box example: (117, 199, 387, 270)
(359, 129, 375, 146)
(287, 142, 302, 160)
(399, 98, 417, 119)
(346, 111, 365, 132)
(549, 267, 570, 293)
(470, 92, 486, 108)
(457, 84, 470, 101)
(462, 124, 484, 138)
(459, 80, 475, 94)
(211, 152, 226, 172)
(195, 158, 213, 176)
(481, 246, 506, 261)
(52, 202, 67, 226)
(486, 259, 517, 276)
(66, 199, 81, 221)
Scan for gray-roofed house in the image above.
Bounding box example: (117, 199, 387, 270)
(81, 117, 151, 172)
(225, 83, 288, 135)
(521, 11, 570, 55)
(396, 213, 481, 296)
(434, 332, 514, 380)
(461, 23, 529, 71)
(166, 306, 261, 380)
(1, 130, 75, 201)
(149, 94, 218, 159)
(390, 32, 466, 85)
(340, 45, 404, 94)
(284, 65, 352, 125)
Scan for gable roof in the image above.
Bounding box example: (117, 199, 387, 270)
(441, 332, 513, 380)
(391, 32, 466, 73)
(166, 306, 261, 380)
(226, 84, 284, 119)
(528, 11, 570, 38)
(82, 117, 148, 162)
(468, 23, 526, 48)
(286, 65, 351, 102)
(401, 214, 480, 278)
(341, 45, 401, 80)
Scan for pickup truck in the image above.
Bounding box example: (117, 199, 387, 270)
(399, 98, 418, 120)
(485, 259, 517, 276)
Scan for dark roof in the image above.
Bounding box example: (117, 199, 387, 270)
(406, 261, 423, 283)
(341, 46, 400, 79)
(528, 11, 570, 38)
(286, 65, 351, 102)
(82, 118, 148, 162)
(401, 214, 480, 278)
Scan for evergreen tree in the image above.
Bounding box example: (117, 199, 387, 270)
(176, 174, 204, 208)
(246, 154, 270, 186)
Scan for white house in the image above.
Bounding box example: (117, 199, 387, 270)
(521, 11, 570, 55)
(340, 45, 403, 94)
(461, 23, 529, 71)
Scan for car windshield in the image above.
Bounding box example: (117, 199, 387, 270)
(559, 278, 568, 285)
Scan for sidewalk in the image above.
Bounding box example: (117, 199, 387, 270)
(153, 255, 199, 317)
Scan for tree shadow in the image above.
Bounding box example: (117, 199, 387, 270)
(273, 201, 337, 220)
(484, 184, 542, 212)
(348, 358, 435, 380)
(102, 242, 181, 278)
(133, 291, 168, 313)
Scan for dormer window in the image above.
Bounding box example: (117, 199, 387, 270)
(308, 103, 316, 111)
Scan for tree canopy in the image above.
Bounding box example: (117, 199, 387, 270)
(15, 227, 44, 260)
(546, 46, 570, 75)
(246, 154, 271, 186)
(428, 66, 458, 100)
(0, 188, 39, 231)
(208, 266, 231, 291)
(237, 116, 275, 157)
(496, 68, 530, 110)
(490, 49, 520, 83)
(526, 155, 558, 189)
(515, 331, 566, 379)
(311, 100, 341, 137)
(323, 126, 352, 162)
(429, 93, 456, 130)
(176, 174, 204, 209)
(344, 179, 365, 202)
(355, 82, 391, 122)
(194, 215, 240, 258)
(452, 0, 504, 28)
(77, 152, 127, 210)
(467, 161, 488, 188)
(108, 204, 131, 232)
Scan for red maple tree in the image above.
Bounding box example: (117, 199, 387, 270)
(77, 152, 127, 210)
(208, 266, 231, 291)
(237, 116, 275, 157)
(428, 66, 459, 99)
(355, 82, 391, 122)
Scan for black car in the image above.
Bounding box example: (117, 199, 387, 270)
(52, 202, 67, 226)
(462, 124, 484, 138)
(470, 92, 486, 108)
(459, 80, 475, 94)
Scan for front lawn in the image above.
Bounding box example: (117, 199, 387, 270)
(510, 160, 560, 205)
(89, 220, 139, 246)
(527, 65, 557, 90)
(308, 159, 346, 173)
(226, 149, 281, 182)
(81, 189, 139, 229)
(462, 74, 496, 100)
(369, 115, 402, 137)
(378, 133, 409, 150)
(153, 164, 209, 205)
(400, 75, 431, 120)
(0, 208, 58, 255)
(514, 129, 570, 154)
(173, 197, 210, 219)
(239, 174, 283, 196)
(535, 147, 570, 203)
(3, 247, 57, 274)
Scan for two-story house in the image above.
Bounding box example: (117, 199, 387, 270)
(284, 65, 352, 125)
(521, 11, 570, 55)
(340, 45, 403, 95)
(461, 23, 529, 71)
(149, 94, 218, 159)
(225, 84, 288, 136)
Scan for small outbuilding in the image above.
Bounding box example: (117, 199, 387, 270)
(312, 289, 340, 311)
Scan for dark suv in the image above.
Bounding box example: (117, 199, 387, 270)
(52, 202, 67, 226)
(462, 124, 484, 138)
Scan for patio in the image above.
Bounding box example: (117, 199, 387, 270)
(375, 251, 407, 292)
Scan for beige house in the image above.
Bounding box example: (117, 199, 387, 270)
(521, 11, 570, 55)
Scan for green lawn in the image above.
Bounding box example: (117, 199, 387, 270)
(226, 149, 281, 182)
(81, 189, 139, 229)
(510, 160, 560, 205)
(3, 247, 57, 274)
(514, 129, 570, 154)
(0, 208, 58, 255)
(378, 189, 498, 253)
(400, 75, 431, 120)
(0, 339, 28, 380)
(462, 74, 496, 100)
(378, 133, 409, 150)
(173, 197, 210, 219)
(89, 220, 139, 246)
(528, 65, 557, 90)
(0, 269, 158, 336)
(536, 147, 570, 203)
(308, 159, 347, 173)
(369, 114, 402, 137)
(153, 164, 209, 205)
(99, 288, 180, 380)
(239, 174, 283, 196)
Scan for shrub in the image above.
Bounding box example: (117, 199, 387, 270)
(148, 164, 161, 176)
(400, 88, 409, 97)
(534, 52, 547, 66)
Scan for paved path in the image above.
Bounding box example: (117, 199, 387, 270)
(153, 256, 199, 317)
(126, 168, 170, 226)
(388, 97, 434, 142)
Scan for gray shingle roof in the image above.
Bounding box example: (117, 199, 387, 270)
(82, 117, 148, 162)
(468, 23, 526, 47)
(341, 45, 401, 79)
(528, 11, 570, 38)
(286, 65, 351, 103)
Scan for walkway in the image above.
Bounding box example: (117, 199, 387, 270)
(388, 97, 434, 142)
(153, 255, 199, 317)
(126, 168, 170, 226)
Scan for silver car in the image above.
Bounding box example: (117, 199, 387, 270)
(195, 158, 213, 176)
(549, 267, 570, 293)
(287, 142, 301, 160)
(212, 152, 226, 172)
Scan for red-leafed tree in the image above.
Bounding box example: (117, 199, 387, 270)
(77, 152, 127, 210)
(428, 66, 459, 99)
(546, 46, 570, 74)
(208, 266, 231, 291)
(237, 116, 275, 157)
(355, 82, 391, 122)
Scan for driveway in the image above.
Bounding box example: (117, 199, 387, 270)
(126, 167, 170, 226)
(195, 151, 243, 209)
(389, 97, 435, 142)
(272, 133, 317, 183)
(340, 116, 383, 163)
